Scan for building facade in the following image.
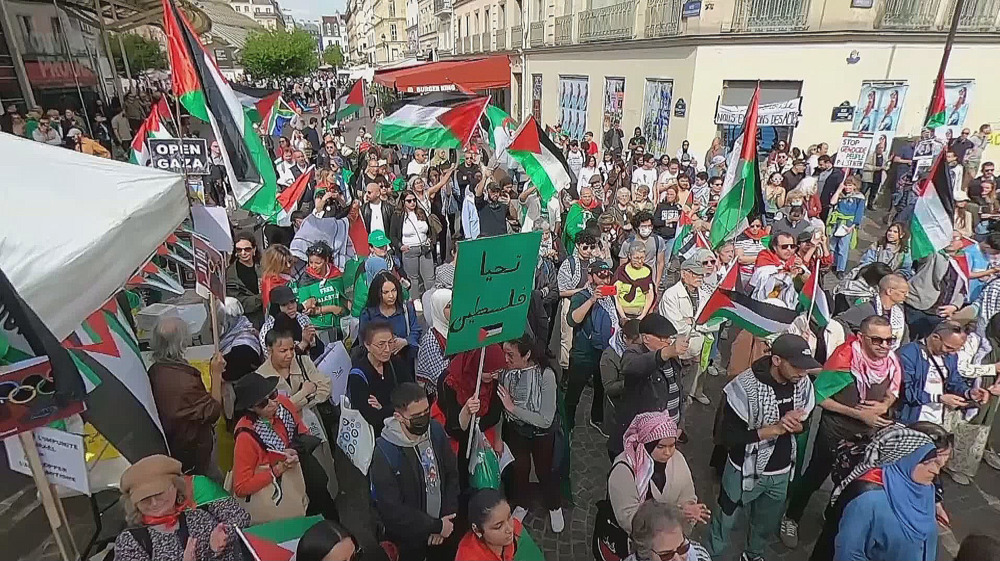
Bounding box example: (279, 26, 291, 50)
(372, 0, 408, 64)
(229, 0, 285, 30)
(416, 0, 437, 57)
(347, 0, 377, 64)
(321, 14, 348, 51)
(436, 0, 1000, 160)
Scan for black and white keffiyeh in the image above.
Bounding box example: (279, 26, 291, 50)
(252, 402, 298, 451)
(723, 367, 815, 491)
(829, 424, 933, 505)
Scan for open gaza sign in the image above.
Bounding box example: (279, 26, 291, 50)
(148, 138, 211, 175)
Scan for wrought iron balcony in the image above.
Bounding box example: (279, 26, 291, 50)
(473, 33, 482, 51)
(579, 0, 637, 42)
(529, 21, 545, 46)
(944, 0, 1000, 29)
(645, 0, 682, 37)
(494, 27, 507, 49)
(555, 14, 574, 44)
(511, 24, 524, 48)
(481, 31, 490, 50)
(727, 0, 810, 32)
(433, 0, 453, 14)
(876, 0, 941, 29)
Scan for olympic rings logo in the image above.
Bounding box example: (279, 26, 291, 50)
(0, 374, 57, 405)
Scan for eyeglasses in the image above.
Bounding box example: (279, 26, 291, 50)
(702, 258, 717, 265)
(578, 244, 592, 250)
(653, 539, 691, 560)
(255, 390, 278, 409)
(779, 243, 798, 250)
(865, 334, 897, 346)
(369, 339, 393, 350)
(236, 246, 254, 253)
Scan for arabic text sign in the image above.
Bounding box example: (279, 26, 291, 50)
(193, 234, 226, 301)
(148, 138, 210, 175)
(446, 232, 542, 355)
(834, 132, 873, 169)
(6, 427, 90, 495)
(714, 98, 801, 126)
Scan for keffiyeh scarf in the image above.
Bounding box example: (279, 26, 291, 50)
(252, 402, 298, 452)
(622, 411, 679, 498)
(872, 297, 906, 349)
(723, 367, 815, 491)
(830, 424, 933, 505)
(849, 339, 902, 400)
(594, 288, 624, 355)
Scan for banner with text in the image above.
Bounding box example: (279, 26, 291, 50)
(714, 98, 802, 127)
(835, 131, 873, 169)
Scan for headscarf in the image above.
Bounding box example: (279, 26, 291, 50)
(830, 424, 933, 504)
(621, 411, 679, 498)
(444, 344, 506, 418)
(425, 288, 452, 338)
(883, 442, 938, 541)
(849, 339, 901, 400)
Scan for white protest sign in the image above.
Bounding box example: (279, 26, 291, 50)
(715, 98, 802, 126)
(315, 341, 353, 404)
(6, 427, 90, 495)
(834, 132, 873, 169)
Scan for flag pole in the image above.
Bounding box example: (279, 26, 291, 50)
(806, 259, 819, 323)
(466, 345, 487, 460)
(926, 0, 966, 122)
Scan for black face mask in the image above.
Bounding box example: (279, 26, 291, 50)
(407, 412, 431, 436)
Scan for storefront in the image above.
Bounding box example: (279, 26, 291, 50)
(373, 55, 513, 111)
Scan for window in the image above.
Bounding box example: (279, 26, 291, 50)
(390, 23, 397, 40)
(16, 15, 32, 48)
(485, 7, 490, 30)
(389, 0, 396, 16)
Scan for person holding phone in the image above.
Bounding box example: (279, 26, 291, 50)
(565, 261, 618, 436)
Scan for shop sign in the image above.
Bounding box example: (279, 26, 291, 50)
(682, 0, 702, 17)
(831, 101, 854, 122)
(715, 97, 801, 126)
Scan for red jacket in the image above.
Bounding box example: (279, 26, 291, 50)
(454, 518, 525, 561)
(231, 395, 308, 498)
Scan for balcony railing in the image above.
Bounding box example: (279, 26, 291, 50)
(946, 0, 1000, 29)
(464, 35, 472, 52)
(433, 0, 452, 14)
(579, 1, 637, 42)
(555, 14, 574, 44)
(876, 0, 941, 29)
(511, 24, 523, 48)
(473, 33, 482, 51)
(494, 27, 507, 49)
(529, 20, 545, 46)
(481, 31, 490, 50)
(645, 0, 682, 37)
(727, 0, 810, 32)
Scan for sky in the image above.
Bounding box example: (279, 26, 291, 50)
(280, 0, 345, 22)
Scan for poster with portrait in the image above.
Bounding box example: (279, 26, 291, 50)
(603, 77, 625, 132)
(851, 81, 909, 162)
(558, 76, 589, 140)
(934, 80, 975, 140)
(531, 74, 543, 121)
(642, 79, 673, 158)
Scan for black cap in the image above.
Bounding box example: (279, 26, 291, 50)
(637, 314, 678, 338)
(796, 230, 814, 245)
(588, 260, 613, 274)
(233, 372, 279, 411)
(269, 285, 296, 306)
(771, 334, 822, 370)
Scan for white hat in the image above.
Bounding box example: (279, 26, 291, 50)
(955, 189, 970, 202)
(66, 127, 82, 137)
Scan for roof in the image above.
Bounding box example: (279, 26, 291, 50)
(373, 55, 511, 93)
(196, 0, 261, 48)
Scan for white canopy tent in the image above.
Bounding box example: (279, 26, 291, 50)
(0, 133, 189, 341)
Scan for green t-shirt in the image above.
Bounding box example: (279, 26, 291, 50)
(297, 276, 346, 329)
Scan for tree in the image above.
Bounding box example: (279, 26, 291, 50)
(322, 43, 344, 69)
(240, 29, 319, 80)
(108, 33, 167, 76)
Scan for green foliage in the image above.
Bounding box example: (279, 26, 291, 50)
(109, 33, 167, 75)
(322, 43, 344, 68)
(240, 29, 319, 80)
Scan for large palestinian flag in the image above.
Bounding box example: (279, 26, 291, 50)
(375, 92, 490, 149)
(335, 79, 364, 119)
(696, 286, 799, 337)
(277, 165, 315, 223)
(910, 149, 954, 260)
(710, 85, 764, 248)
(507, 115, 574, 205)
(129, 105, 173, 166)
(162, 0, 282, 222)
(238, 515, 323, 561)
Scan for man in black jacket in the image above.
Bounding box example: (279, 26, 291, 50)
(370, 382, 460, 561)
(361, 182, 394, 235)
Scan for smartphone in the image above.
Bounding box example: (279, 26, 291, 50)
(598, 285, 617, 297)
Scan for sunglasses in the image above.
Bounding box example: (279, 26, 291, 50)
(702, 258, 717, 265)
(866, 334, 897, 346)
(653, 539, 691, 560)
(595, 270, 613, 277)
(405, 198, 416, 203)
(578, 244, 592, 250)
(236, 246, 254, 253)
(779, 243, 798, 250)
(255, 390, 278, 409)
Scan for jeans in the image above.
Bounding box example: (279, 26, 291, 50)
(784, 425, 838, 522)
(401, 246, 435, 299)
(707, 462, 790, 558)
(557, 299, 573, 369)
(831, 232, 852, 272)
(564, 354, 603, 430)
(504, 428, 561, 510)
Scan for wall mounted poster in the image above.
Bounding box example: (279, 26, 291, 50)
(851, 81, 909, 161)
(531, 74, 542, 121)
(603, 77, 625, 132)
(934, 79, 975, 140)
(642, 79, 673, 158)
(558, 76, 589, 140)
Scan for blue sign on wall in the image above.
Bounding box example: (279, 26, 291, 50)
(682, 0, 702, 18)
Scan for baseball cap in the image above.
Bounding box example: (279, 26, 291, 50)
(369, 230, 391, 248)
(796, 230, 814, 245)
(269, 285, 296, 306)
(680, 259, 706, 275)
(588, 260, 613, 274)
(637, 314, 678, 338)
(771, 334, 822, 370)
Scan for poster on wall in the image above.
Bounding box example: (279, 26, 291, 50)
(851, 81, 909, 161)
(532, 74, 543, 122)
(603, 77, 625, 132)
(642, 79, 673, 159)
(558, 76, 589, 140)
(934, 79, 975, 140)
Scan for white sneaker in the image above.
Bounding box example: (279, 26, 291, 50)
(512, 506, 528, 522)
(549, 508, 565, 533)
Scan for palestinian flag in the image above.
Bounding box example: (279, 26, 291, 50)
(483, 104, 517, 157)
(679, 231, 711, 261)
(672, 211, 705, 256)
(162, 0, 282, 221)
(696, 287, 799, 337)
(64, 295, 168, 462)
(710, 84, 764, 248)
(798, 261, 832, 327)
(910, 150, 955, 260)
(925, 71, 948, 129)
(276, 165, 315, 224)
(230, 83, 277, 123)
(507, 115, 574, 205)
(335, 79, 364, 119)
(231, 85, 299, 136)
(375, 92, 490, 149)
(238, 515, 323, 561)
(128, 108, 173, 166)
(951, 252, 971, 294)
(795, 338, 857, 473)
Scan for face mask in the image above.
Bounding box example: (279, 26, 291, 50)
(407, 412, 431, 436)
(639, 226, 652, 238)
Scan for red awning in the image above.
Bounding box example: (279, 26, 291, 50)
(374, 56, 511, 94)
